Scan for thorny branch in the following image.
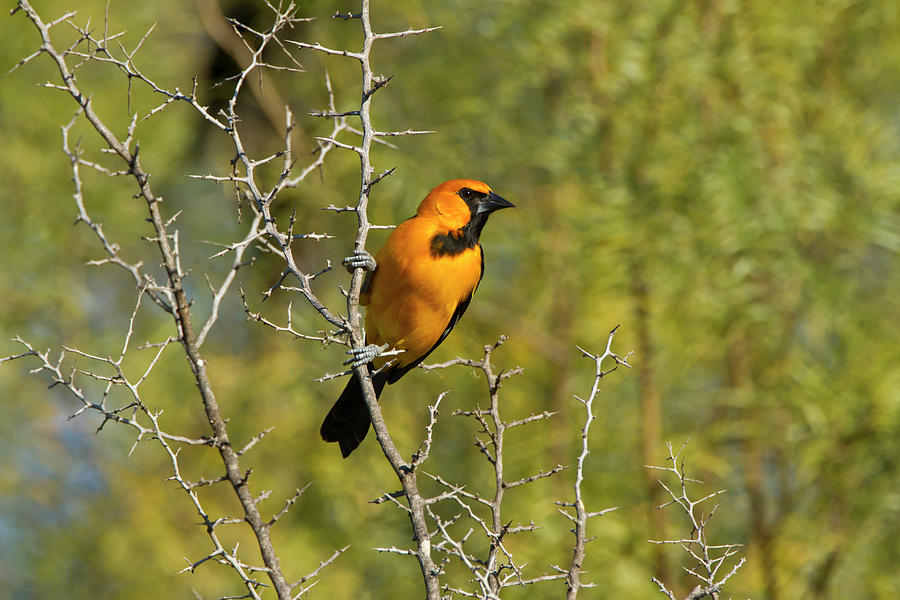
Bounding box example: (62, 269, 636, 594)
(559, 325, 632, 598)
(426, 337, 562, 598)
(2, 2, 738, 600)
(648, 441, 746, 600)
(7, 0, 448, 595)
(295, 1, 442, 598)
(418, 333, 630, 599)
(6, 1, 355, 598)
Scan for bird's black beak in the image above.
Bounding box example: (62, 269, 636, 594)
(476, 191, 515, 215)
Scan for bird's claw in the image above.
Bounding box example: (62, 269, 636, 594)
(342, 249, 377, 273)
(344, 343, 389, 368)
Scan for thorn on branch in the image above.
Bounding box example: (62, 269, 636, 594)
(374, 26, 443, 40)
(370, 489, 407, 505)
(363, 75, 393, 101)
(269, 484, 311, 527)
(290, 545, 351, 591)
(309, 109, 359, 118)
(365, 167, 396, 193)
(238, 427, 275, 456)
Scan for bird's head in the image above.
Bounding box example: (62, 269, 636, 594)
(418, 179, 515, 235)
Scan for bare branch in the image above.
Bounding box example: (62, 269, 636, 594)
(647, 441, 747, 599)
(290, 546, 351, 593)
(564, 326, 628, 599)
(269, 484, 311, 527)
(373, 26, 442, 40)
(9, 2, 356, 597)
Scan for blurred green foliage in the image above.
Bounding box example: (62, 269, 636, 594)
(1, 0, 898, 598)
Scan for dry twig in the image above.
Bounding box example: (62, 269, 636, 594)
(648, 441, 746, 600)
(6, 1, 362, 597)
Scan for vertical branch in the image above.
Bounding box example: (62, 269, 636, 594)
(348, 0, 441, 590)
(483, 343, 509, 595)
(561, 326, 630, 598)
(648, 441, 747, 600)
(422, 337, 573, 597)
(301, 2, 442, 597)
(441, 338, 520, 596)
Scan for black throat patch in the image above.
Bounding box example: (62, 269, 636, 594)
(430, 187, 492, 257)
(430, 212, 489, 257)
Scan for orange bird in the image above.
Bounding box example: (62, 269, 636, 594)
(321, 179, 514, 457)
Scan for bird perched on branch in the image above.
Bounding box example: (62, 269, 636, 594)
(321, 179, 514, 457)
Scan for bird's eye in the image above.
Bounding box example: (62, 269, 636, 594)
(459, 188, 475, 201)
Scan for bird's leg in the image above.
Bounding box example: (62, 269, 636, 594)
(342, 249, 377, 273)
(344, 343, 391, 368)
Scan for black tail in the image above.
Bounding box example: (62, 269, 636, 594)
(320, 369, 389, 458)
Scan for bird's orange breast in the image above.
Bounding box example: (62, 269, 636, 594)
(362, 216, 482, 369)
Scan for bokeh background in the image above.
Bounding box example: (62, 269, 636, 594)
(1, 0, 898, 598)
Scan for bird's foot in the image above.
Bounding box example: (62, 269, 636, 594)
(344, 343, 390, 368)
(342, 249, 377, 273)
